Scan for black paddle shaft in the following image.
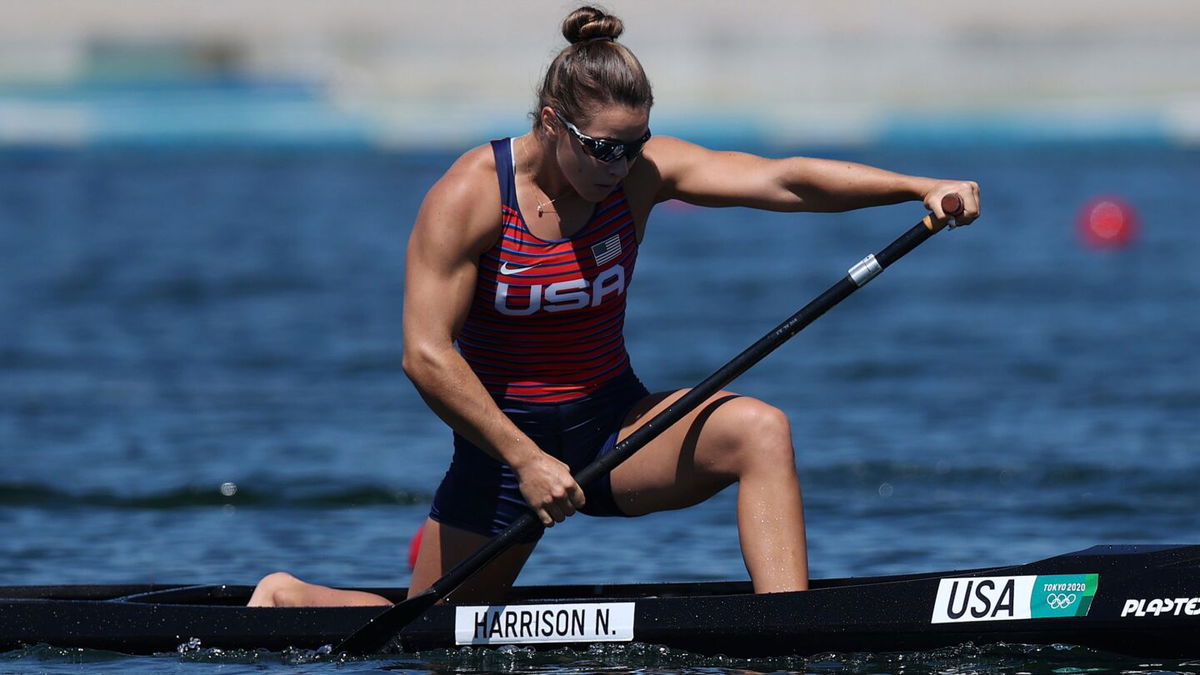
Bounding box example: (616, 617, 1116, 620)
(336, 193, 964, 655)
(576, 195, 963, 488)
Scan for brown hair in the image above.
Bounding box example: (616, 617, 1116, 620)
(532, 6, 654, 130)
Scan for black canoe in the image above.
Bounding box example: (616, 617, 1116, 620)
(2, 544, 1199, 657)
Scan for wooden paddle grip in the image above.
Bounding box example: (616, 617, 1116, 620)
(923, 193, 965, 232)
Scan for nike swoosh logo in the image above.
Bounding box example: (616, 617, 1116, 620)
(499, 261, 540, 275)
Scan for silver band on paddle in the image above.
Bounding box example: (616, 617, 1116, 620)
(848, 254, 883, 287)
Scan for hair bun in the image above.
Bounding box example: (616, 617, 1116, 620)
(562, 6, 624, 44)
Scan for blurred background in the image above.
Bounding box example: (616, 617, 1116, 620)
(1, 0, 1198, 148)
(1, 0, 1198, 604)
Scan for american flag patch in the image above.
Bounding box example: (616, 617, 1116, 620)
(591, 234, 622, 266)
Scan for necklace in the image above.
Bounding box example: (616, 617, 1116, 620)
(537, 189, 564, 214)
(517, 137, 570, 217)
(536, 189, 568, 217)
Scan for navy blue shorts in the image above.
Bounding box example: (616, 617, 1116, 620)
(430, 369, 650, 543)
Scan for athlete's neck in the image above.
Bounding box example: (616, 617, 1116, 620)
(514, 133, 576, 210)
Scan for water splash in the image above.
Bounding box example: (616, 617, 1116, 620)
(5, 640, 1194, 674)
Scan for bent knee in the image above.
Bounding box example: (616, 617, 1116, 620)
(721, 398, 796, 469)
(727, 398, 792, 443)
(257, 571, 299, 589)
(749, 399, 792, 435)
(255, 571, 305, 606)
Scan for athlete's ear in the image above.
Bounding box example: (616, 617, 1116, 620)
(539, 107, 558, 137)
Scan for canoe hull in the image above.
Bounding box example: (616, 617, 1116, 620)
(2, 545, 1198, 657)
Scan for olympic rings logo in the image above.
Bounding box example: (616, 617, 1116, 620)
(1046, 593, 1078, 610)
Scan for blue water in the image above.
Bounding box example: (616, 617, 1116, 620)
(1, 143, 1199, 673)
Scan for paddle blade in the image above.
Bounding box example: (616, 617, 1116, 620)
(334, 588, 439, 656)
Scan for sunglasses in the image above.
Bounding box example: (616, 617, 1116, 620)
(553, 109, 651, 163)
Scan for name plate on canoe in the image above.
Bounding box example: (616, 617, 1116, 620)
(455, 602, 636, 645)
(931, 573, 1099, 624)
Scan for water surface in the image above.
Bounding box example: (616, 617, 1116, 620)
(2, 143, 1198, 672)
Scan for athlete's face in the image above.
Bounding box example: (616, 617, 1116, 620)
(548, 105, 650, 202)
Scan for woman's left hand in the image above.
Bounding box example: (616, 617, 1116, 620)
(924, 180, 981, 227)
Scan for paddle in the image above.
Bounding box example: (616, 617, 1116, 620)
(336, 193, 966, 655)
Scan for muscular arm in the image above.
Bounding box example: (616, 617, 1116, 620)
(401, 149, 583, 526)
(646, 136, 980, 223)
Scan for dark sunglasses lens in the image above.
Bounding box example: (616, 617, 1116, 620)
(591, 140, 621, 162)
(588, 138, 645, 163)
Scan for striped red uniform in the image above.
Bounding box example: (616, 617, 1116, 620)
(456, 139, 639, 402)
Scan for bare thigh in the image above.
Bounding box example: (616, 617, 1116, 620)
(609, 389, 783, 515)
(407, 517, 538, 603)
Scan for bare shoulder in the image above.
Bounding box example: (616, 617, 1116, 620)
(624, 136, 699, 208)
(643, 135, 706, 158)
(643, 136, 760, 174)
(425, 143, 499, 216)
(414, 143, 503, 257)
(635, 135, 774, 207)
(627, 136, 722, 205)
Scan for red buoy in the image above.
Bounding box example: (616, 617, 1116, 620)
(407, 522, 425, 570)
(1077, 196, 1138, 249)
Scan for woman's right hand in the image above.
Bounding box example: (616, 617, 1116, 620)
(513, 452, 586, 527)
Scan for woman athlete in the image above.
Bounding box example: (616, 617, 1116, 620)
(249, 5, 980, 608)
